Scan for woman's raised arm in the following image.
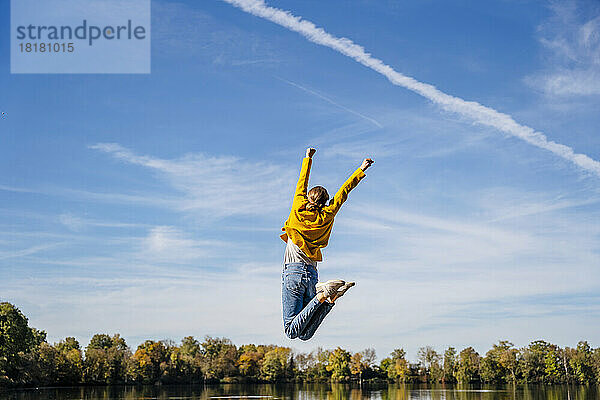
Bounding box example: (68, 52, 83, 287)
(328, 158, 373, 213)
(293, 148, 316, 202)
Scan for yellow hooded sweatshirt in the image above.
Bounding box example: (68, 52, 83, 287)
(280, 157, 366, 262)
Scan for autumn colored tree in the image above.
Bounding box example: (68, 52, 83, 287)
(5, 302, 600, 387)
(350, 353, 366, 384)
(326, 347, 351, 382)
(261, 348, 291, 382)
(387, 348, 410, 382)
(237, 344, 263, 379)
(349, 349, 376, 384)
(127, 340, 168, 383)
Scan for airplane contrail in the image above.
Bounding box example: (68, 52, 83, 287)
(276, 77, 383, 128)
(221, 0, 600, 176)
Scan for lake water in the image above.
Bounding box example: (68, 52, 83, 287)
(0, 384, 597, 400)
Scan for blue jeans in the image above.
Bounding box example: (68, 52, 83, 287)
(282, 262, 334, 340)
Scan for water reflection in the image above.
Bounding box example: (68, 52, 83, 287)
(0, 384, 597, 400)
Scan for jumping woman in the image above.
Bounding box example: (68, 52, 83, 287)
(280, 147, 374, 340)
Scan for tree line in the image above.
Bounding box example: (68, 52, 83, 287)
(1, 302, 600, 387)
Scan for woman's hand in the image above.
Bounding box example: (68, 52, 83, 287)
(360, 158, 374, 171)
(306, 148, 316, 158)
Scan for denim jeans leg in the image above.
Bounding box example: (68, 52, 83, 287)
(298, 267, 333, 340)
(298, 301, 334, 341)
(282, 263, 327, 340)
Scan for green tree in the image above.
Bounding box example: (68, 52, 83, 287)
(316, 348, 332, 381)
(178, 336, 202, 383)
(569, 341, 594, 384)
(301, 347, 331, 382)
(199, 336, 238, 381)
(520, 340, 551, 383)
(480, 341, 518, 383)
(88, 334, 112, 350)
(0, 303, 46, 383)
(544, 344, 563, 384)
(32, 342, 59, 385)
(498, 344, 519, 383)
(181, 336, 200, 358)
(259, 347, 290, 382)
(326, 347, 351, 382)
(84, 334, 131, 384)
(443, 347, 457, 383)
(379, 357, 391, 379)
(417, 346, 442, 382)
(54, 337, 83, 385)
(455, 347, 480, 383)
(591, 347, 600, 384)
(260, 351, 282, 382)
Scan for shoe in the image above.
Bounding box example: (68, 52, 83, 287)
(316, 279, 344, 294)
(315, 280, 345, 299)
(330, 282, 355, 303)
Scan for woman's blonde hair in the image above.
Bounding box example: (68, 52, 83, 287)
(306, 186, 329, 211)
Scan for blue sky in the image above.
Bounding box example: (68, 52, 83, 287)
(1, 0, 600, 361)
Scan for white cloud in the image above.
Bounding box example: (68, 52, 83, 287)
(90, 143, 294, 218)
(139, 226, 229, 264)
(0, 243, 62, 260)
(473, 187, 600, 222)
(58, 214, 150, 231)
(0, 184, 179, 209)
(58, 213, 86, 231)
(527, 1, 600, 96)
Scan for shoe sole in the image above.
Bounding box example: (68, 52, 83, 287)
(330, 282, 356, 303)
(316, 280, 345, 292)
(337, 281, 355, 293)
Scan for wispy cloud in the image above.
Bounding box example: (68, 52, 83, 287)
(474, 188, 600, 222)
(152, 0, 281, 68)
(138, 225, 231, 264)
(526, 1, 600, 96)
(276, 77, 383, 128)
(59, 213, 150, 231)
(0, 243, 63, 260)
(89, 143, 294, 218)
(0, 184, 178, 209)
(0, 184, 39, 193)
(221, 0, 600, 176)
